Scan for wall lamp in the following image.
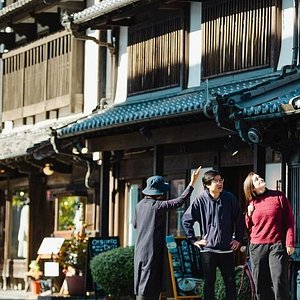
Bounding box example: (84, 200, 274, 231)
(72, 141, 88, 155)
(92, 151, 103, 166)
(139, 126, 152, 140)
(224, 135, 239, 156)
(43, 163, 54, 176)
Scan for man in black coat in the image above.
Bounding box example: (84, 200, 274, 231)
(133, 166, 201, 300)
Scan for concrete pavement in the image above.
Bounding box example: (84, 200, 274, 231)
(0, 289, 38, 300)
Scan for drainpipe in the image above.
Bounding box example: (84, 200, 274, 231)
(0, 44, 4, 132)
(292, 0, 299, 67)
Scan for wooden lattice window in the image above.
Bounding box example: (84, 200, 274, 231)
(202, 0, 281, 77)
(128, 15, 184, 95)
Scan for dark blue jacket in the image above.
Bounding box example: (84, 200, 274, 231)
(182, 189, 244, 251)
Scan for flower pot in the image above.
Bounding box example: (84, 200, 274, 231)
(31, 280, 41, 295)
(66, 275, 85, 296)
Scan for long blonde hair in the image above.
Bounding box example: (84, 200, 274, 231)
(243, 172, 257, 202)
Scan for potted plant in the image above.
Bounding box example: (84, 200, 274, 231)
(57, 226, 88, 296)
(90, 246, 134, 300)
(27, 260, 43, 295)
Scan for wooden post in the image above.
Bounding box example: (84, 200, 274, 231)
(253, 144, 266, 179)
(99, 151, 110, 236)
(154, 144, 164, 176)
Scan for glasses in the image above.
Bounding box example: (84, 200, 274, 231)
(211, 178, 224, 184)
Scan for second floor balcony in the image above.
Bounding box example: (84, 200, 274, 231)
(2, 30, 84, 126)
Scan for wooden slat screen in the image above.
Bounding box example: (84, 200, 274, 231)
(3, 53, 24, 111)
(202, 0, 281, 77)
(3, 31, 73, 112)
(128, 15, 183, 95)
(46, 34, 71, 100)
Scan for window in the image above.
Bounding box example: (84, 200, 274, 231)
(56, 195, 87, 234)
(127, 184, 140, 246)
(202, 0, 281, 77)
(11, 191, 29, 259)
(128, 15, 184, 94)
(168, 179, 186, 236)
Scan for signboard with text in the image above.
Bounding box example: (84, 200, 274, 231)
(166, 235, 202, 299)
(85, 236, 120, 296)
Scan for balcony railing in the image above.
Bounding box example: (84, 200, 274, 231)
(2, 30, 84, 124)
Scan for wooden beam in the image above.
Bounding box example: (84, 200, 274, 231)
(0, 32, 15, 50)
(10, 23, 37, 41)
(33, 12, 62, 32)
(253, 144, 266, 179)
(154, 145, 164, 176)
(99, 151, 110, 236)
(88, 121, 228, 152)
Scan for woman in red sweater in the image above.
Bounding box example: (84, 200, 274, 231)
(244, 172, 295, 300)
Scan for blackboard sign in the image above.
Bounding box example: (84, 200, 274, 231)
(166, 235, 202, 299)
(85, 236, 120, 296)
(89, 236, 120, 258)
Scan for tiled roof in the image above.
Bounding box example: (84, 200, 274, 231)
(241, 87, 300, 119)
(56, 74, 277, 138)
(226, 72, 300, 119)
(72, 0, 140, 24)
(0, 0, 32, 17)
(0, 114, 84, 160)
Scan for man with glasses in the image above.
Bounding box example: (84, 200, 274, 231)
(182, 169, 244, 300)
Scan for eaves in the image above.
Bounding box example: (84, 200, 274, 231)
(56, 73, 278, 139)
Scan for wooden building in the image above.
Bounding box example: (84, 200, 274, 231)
(0, 0, 300, 298)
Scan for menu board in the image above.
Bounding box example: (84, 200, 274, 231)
(166, 235, 202, 299)
(85, 236, 120, 295)
(89, 236, 120, 258)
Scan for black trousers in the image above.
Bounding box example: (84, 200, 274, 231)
(249, 243, 289, 300)
(200, 251, 237, 300)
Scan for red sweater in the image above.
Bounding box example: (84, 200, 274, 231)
(245, 189, 295, 247)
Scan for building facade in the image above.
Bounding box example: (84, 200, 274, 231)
(0, 0, 300, 298)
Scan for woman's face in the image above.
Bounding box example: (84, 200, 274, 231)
(252, 173, 266, 193)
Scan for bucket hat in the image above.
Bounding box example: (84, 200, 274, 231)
(142, 175, 170, 196)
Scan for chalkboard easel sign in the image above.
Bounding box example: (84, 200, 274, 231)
(166, 235, 202, 299)
(85, 236, 120, 298)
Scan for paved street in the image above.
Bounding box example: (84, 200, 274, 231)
(0, 289, 37, 300)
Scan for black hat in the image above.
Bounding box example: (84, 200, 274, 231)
(142, 175, 170, 196)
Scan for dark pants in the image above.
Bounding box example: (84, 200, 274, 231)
(249, 243, 289, 300)
(200, 251, 237, 300)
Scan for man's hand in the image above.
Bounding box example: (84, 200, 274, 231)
(193, 239, 207, 249)
(190, 166, 202, 187)
(287, 246, 295, 256)
(230, 239, 241, 251)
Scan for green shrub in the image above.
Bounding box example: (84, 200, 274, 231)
(90, 246, 134, 299)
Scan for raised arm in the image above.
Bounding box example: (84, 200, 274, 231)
(157, 166, 201, 210)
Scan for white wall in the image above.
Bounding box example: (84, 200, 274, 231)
(277, 0, 294, 70)
(190, 167, 212, 237)
(265, 163, 282, 190)
(114, 27, 128, 104)
(187, 2, 202, 88)
(83, 30, 99, 114)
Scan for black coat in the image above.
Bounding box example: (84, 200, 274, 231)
(133, 185, 194, 298)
